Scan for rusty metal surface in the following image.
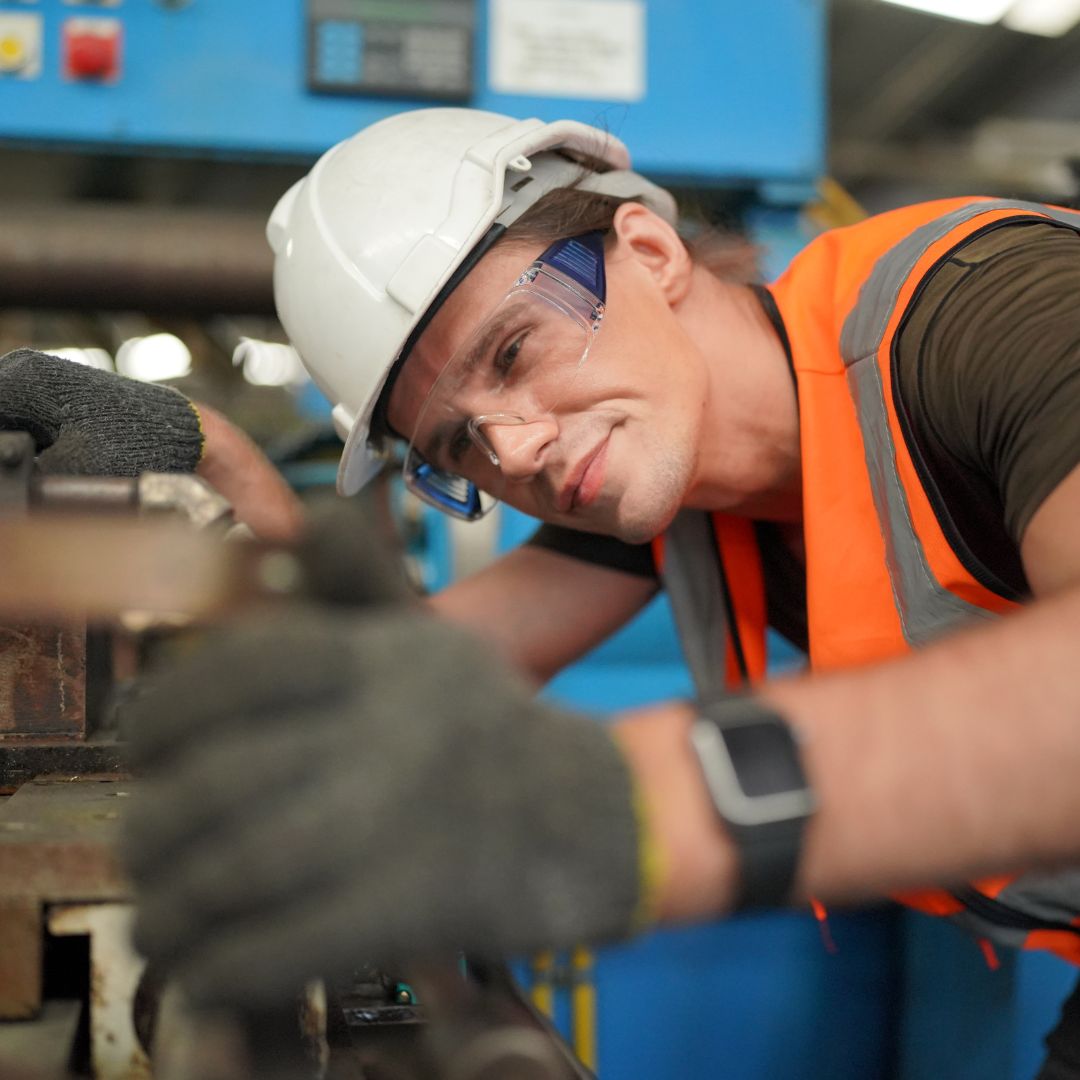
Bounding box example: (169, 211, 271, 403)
(0, 779, 132, 903)
(0, 998, 83, 1079)
(0, 780, 131, 1021)
(413, 962, 594, 1080)
(0, 474, 251, 749)
(49, 903, 152, 1080)
(0, 622, 87, 740)
(0, 740, 128, 795)
(0, 896, 44, 1019)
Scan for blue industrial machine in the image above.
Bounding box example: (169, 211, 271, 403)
(0, 0, 824, 193)
(3, 2, 1072, 1078)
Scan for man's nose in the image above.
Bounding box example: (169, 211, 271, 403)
(483, 416, 558, 480)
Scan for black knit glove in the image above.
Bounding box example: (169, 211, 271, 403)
(0, 348, 203, 475)
(122, 607, 649, 1008)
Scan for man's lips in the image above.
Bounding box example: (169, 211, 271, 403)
(558, 436, 609, 513)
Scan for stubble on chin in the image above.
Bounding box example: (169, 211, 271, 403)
(608, 450, 694, 545)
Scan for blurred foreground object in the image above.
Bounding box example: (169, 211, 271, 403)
(0, 443, 595, 1079)
(0, 429, 242, 791)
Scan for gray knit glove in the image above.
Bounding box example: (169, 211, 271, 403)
(122, 608, 648, 1008)
(0, 348, 203, 475)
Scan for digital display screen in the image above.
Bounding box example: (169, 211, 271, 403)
(307, 0, 474, 101)
(724, 721, 805, 799)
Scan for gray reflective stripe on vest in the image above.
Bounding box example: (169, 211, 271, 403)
(997, 868, 1080, 925)
(840, 199, 1080, 647)
(947, 869, 1080, 948)
(845, 355, 997, 645)
(660, 509, 731, 700)
(947, 911, 1029, 951)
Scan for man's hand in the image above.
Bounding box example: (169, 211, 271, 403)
(194, 402, 306, 543)
(0, 349, 203, 475)
(122, 606, 651, 1008)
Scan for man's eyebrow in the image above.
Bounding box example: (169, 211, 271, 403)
(458, 308, 516, 375)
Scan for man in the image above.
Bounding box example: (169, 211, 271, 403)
(252, 107, 1080, 940)
(8, 106, 1080, 1075)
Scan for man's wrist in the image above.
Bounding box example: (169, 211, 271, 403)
(612, 704, 740, 923)
(691, 695, 815, 910)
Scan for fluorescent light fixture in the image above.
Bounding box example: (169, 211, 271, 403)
(879, 0, 1014, 22)
(1003, 0, 1080, 35)
(115, 333, 191, 382)
(232, 337, 309, 388)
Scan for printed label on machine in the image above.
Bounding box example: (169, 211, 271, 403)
(489, 0, 646, 102)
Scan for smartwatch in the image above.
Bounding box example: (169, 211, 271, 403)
(689, 695, 815, 911)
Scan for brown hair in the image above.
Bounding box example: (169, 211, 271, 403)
(503, 185, 761, 283)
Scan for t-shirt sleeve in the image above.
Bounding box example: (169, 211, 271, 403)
(896, 220, 1080, 554)
(526, 523, 658, 578)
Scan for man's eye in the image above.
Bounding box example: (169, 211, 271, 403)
(495, 333, 527, 374)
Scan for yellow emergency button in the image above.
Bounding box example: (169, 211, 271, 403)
(0, 34, 27, 73)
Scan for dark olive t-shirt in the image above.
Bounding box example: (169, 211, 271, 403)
(528, 220, 1080, 650)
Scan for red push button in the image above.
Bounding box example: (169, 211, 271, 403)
(68, 33, 114, 78)
(62, 18, 121, 82)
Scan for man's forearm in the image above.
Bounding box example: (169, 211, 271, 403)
(431, 546, 657, 684)
(615, 585, 1080, 920)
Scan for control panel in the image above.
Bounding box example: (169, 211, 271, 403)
(307, 0, 473, 101)
(0, 0, 826, 192)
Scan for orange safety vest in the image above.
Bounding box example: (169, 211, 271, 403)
(657, 197, 1080, 964)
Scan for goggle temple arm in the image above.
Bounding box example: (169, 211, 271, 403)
(405, 457, 487, 521)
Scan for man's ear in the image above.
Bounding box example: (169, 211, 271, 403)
(611, 202, 693, 306)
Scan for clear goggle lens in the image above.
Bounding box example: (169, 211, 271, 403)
(403, 232, 606, 521)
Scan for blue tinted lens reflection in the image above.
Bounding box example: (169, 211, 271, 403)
(412, 461, 483, 519)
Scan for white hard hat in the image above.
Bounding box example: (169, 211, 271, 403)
(266, 107, 677, 496)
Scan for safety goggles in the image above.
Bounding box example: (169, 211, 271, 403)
(403, 230, 607, 520)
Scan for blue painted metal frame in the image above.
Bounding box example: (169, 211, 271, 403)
(897, 913, 1077, 1080)
(0, 0, 825, 186)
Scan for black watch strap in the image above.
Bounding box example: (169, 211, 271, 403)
(727, 797, 807, 912)
(691, 696, 815, 912)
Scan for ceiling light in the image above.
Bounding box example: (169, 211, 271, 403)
(879, 0, 1014, 23)
(232, 338, 309, 388)
(1003, 0, 1080, 35)
(115, 334, 192, 382)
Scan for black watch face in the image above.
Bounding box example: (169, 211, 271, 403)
(723, 720, 806, 798)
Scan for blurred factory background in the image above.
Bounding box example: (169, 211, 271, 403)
(1, 1, 1079, 1077)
